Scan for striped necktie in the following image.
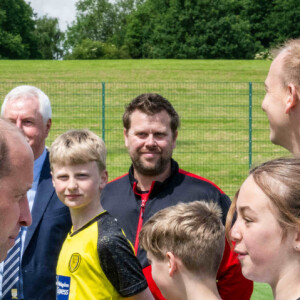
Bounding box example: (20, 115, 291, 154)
(2, 228, 23, 300)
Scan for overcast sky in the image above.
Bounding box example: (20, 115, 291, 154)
(25, 0, 77, 31)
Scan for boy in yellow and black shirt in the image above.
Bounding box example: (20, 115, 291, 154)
(50, 129, 153, 300)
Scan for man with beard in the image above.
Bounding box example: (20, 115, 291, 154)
(101, 93, 253, 300)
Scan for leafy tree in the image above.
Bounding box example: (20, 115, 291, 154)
(124, 0, 158, 58)
(65, 39, 106, 59)
(0, 0, 38, 58)
(125, 0, 257, 58)
(241, 0, 275, 51)
(110, 0, 139, 48)
(242, 0, 300, 53)
(34, 16, 64, 59)
(64, 38, 130, 59)
(64, 0, 135, 56)
(267, 0, 300, 46)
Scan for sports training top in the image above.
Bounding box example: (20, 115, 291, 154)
(56, 211, 148, 300)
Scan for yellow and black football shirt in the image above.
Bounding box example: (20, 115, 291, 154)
(56, 211, 148, 299)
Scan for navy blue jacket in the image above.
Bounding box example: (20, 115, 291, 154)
(21, 153, 72, 300)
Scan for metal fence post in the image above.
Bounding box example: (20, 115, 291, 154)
(102, 82, 105, 142)
(249, 82, 252, 169)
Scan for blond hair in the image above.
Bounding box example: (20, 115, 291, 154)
(139, 201, 225, 277)
(272, 38, 300, 87)
(226, 157, 300, 242)
(50, 129, 106, 173)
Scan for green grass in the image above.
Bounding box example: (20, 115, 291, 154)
(252, 283, 273, 300)
(0, 59, 284, 299)
(0, 59, 271, 82)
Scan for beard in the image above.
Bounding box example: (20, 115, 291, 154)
(130, 154, 171, 176)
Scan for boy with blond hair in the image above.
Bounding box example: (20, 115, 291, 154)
(139, 201, 225, 300)
(50, 129, 153, 300)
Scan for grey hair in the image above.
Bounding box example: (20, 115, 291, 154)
(1, 85, 52, 124)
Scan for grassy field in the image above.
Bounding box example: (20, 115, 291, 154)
(0, 59, 271, 82)
(0, 59, 287, 299)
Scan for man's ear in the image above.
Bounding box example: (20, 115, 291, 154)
(124, 128, 129, 148)
(166, 251, 177, 277)
(172, 130, 178, 150)
(285, 84, 299, 113)
(45, 118, 52, 138)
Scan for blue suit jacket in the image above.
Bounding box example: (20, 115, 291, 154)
(21, 152, 72, 300)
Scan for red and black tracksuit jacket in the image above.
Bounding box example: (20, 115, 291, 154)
(101, 159, 253, 300)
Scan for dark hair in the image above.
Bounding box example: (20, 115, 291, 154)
(123, 93, 180, 136)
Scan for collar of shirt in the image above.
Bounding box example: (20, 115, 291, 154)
(28, 147, 47, 211)
(21, 148, 47, 253)
(32, 148, 47, 193)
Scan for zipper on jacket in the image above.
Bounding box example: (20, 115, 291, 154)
(133, 181, 155, 254)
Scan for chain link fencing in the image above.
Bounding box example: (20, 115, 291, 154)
(0, 82, 288, 199)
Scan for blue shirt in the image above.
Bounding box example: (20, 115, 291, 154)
(20, 148, 47, 256)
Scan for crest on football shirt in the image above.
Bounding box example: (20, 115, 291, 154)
(11, 289, 18, 299)
(68, 253, 81, 273)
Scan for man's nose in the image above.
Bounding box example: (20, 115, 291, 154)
(145, 134, 157, 147)
(19, 195, 32, 227)
(15, 119, 23, 130)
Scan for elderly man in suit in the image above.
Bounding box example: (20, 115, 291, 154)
(0, 86, 72, 300)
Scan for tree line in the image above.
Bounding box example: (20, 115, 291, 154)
(1, 0, 300, 60)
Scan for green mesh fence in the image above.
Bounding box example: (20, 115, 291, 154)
(0, 82, 288, 199)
